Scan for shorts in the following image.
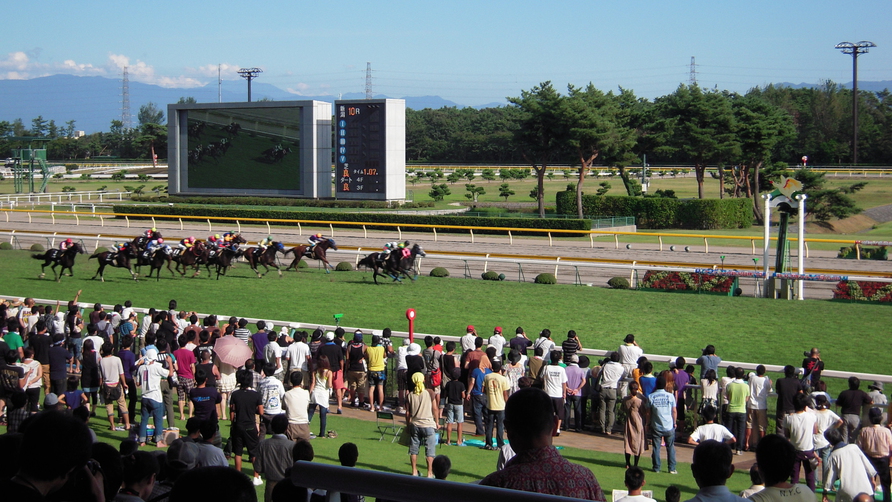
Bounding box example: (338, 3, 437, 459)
(397, 370, 408, 393)
(444, 403, 464, 424)
(347, 370, 368, 391)
(230, 424, 260, 457)
(369, 371, 386, 386)
(102, 384, 128, 415)
(408, 425, 437, 457)
(550, 397, 565, 421)
(332, 371, 346, 391)
(286, 423, 311, 441)
(176, 377, 196, 402)
(746, 408, 768, 432)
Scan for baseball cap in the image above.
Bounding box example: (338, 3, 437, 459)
(466, 325, 475, 332)
(44, 393, 59, 406)
(325, 332, 335, 340)
(353, 332, 363, 342)
(167, 439, 199, 470)
(570, 355, 579, 363)
(493, 327, 502, 334)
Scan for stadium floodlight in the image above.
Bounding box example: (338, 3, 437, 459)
(835, 41, 876, 165)
(237, 67, 263, 102)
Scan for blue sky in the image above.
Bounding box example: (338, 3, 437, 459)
(2, 0, 889, 105)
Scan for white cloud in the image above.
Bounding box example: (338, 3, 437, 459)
(286, 83, 311, 95)
(192, 63, 241, 79)
(0, 52, 32, 71)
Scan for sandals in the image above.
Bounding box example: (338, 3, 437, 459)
(326, 430, 338, 439)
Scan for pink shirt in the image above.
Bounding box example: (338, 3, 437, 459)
(174, 348, 196, 380)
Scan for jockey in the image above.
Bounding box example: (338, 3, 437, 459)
(177, 236, 196, 251)
(59, 238, 74, 251)
(145, 238, 164, 256)
(381, 240, 400, 260)
(308, 233, 325, 250)
(144, 227, 157, 239)
(259, 236, 274, 251)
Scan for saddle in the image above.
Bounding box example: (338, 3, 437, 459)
(48, 249, 61, 260)
(207, 249, 217, 259)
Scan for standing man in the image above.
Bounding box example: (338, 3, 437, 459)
(856, 408, 892, 502)
(749, 434, 815, 502)
(47, 333, 72, 396)
(618, 334, 643, 396)
(251, 321, 270, 370)
(468, 357, 493, 437)
(824, 427, 876, 502)
(695, 345, 722, 381)
(282, 371, 311, 441)
(29, 321, 52, 392)
(255, 414, 295, 502)
(724, 367, 750, 456)
(345, 331, 368, 409)
(460, 325, 477, 354)
(561, 330, 582, 364)
(317, 332, 346, 415)
(508, 327, 532, 359)
(564, 355, 586, 432)
(483, 361, 510, 451)
(541, 350, 568, 435)
(137, 348, 170, 447)
(259, 363, 285, 437)
(646, 375, 677, 474)
(99, 342, 130, 431)
(745, 365, 772, 451)
(598, 352, 624, 436)
(836, 376, 872, 443)
(786, 393, 819, 493)
(775, 365, 801, 439)
(489, 327, 506, 363)
(230, 371, 264, 486)
(285, 331, 311, 389)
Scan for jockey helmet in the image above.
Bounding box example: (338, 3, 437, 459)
(152, 227, 156, 232)
(208, 236, 216, 242)
(216, 234, 222, 240)
(189, 236, 195, 241)
(315, 233, 322, 238)
(65, 238, 73, 244)
(157, 238, 164, 244)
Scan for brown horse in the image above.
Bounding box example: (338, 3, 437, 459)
(243, 241, 285, 277)
(173, 240, 207, 277)
(284, 238, 338, 273)
(205, 247, 239, 280)
(135, 246, 176, 281)
(89, 245, 138, 282)
(33, 243, 86, 282)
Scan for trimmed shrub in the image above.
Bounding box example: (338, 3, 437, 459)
(555, 190, 752, 229)
(111, 205, 591, 237)
(607, 277, 630, 289)
(430, 267, 450, 278)
(497, 273, 506, 281)
(481, 271, 500, 281)
(335, 262, 353, 272)
(0, 242, 13, 250)
(30, 243, 45, 252)
(534, 273, 557, 284)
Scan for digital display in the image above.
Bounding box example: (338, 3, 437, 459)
(336, 102, 385, 195)
(185, 107, 301, 191)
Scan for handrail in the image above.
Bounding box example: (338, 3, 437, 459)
(2, 208, 882, 247)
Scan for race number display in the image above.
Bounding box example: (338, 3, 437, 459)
(336, 102, 385, 195)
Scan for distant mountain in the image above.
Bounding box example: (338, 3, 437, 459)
(772, 80, 892, 92)
(0, 74, 505, 133)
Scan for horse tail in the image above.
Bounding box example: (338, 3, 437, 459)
(283, 247, 294, 257)
(89, 252, 102, 260)
(357, 254, 376, 270)
(32, 253, 46, 260)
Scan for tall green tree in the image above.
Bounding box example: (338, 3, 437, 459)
(137, 102, 165, 126)
(31, 116, 48, 136)
(792, 169, 866, 222)
(652, 85, 740, 199)
(507, 81, 567, 218)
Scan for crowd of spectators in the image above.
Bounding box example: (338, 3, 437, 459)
(0, 294, 890, 502)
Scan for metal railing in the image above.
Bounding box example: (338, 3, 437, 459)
(0, 190, 131, 208)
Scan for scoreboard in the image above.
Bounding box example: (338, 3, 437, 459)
(334, 99, 405, 200)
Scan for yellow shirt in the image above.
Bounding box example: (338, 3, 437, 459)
(367, 345, 385, 372)
(484, 372, 510, 411)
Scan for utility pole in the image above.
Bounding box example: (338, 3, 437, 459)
(218, 64, 222, 103)
(238, 67, 263, 102)
(365, 62, 373, 99)
(689, 56, 697, 86)
(835, 41, 876, 166)
(121, 66, 131, 129)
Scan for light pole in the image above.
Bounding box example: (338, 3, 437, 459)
(237, 67, 263, 102)
(835, 41, 876, 166)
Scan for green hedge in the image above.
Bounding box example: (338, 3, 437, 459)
(112, 205, 591, 236)
(141, 195, 435, 209)
(555, 191, 752, 229)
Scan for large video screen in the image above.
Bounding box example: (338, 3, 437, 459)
(185, 107, 301, 191)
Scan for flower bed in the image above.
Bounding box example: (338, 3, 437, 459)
(832, 280, 892, 303)
(640, 271, 735, 294)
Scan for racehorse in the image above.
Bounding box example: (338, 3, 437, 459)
(89, 245, 138, 282)
(358, 243, 426, 284)
(284, 239, 338, 273)
(132, 232, 162, 253)
(136, 247, 176, 281)
(243, 242, 285, 277)
(33, 243, 86, 282)
(173, 240, 207, 277)
(205, 247, 239, 280)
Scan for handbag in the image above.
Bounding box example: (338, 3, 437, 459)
(808, 455, 820, 471)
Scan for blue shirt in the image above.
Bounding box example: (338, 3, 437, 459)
(696, 354, 722, 380)
(647, 389, 676, 434)
(470, 367, 491, 396)
(639, 375, 657, 397)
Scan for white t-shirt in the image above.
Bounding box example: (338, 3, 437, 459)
(286, 341, 311, 371)
(826, 444, 876, 502)
(617, 343, 643, 366)
(617, 495, 656, 502)
(460, 333, 476, 353)
(747, 374, 772, 410)
(99, 355, 124, 385)
(747, 485, 813, 502)
(785, 411, 818, 451)
(533, 337, 555, 356)
(488, 334, 506, 359)
(85, 335, 105, 352)
(814, 409, 842, 449)
(283, 387, 310, 424)
(690, 423, 734, 443)
(542, 364, 567, 398)
(260, 376, 285, 415)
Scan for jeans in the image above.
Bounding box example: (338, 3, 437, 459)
(69, 338, 83, 366)
(139, 398, 165, 443)
(484, 409, 505, 448)
(471, 394, 487, 435)
(730, 412, 746, 451)
(599, 388, 617, 434)
(791, 449, 816, 493)
(565, 395, 583, 431)
(651, 429, 676, 473)
(869, 456, 891, 502)
(308, 405, 327, 437)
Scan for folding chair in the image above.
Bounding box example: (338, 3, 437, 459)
(376, 411, 403, 443)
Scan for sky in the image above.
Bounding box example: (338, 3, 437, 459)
(2, 0, 890, 106)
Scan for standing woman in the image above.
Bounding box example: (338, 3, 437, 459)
(504, 350, 525, 395)
(81, 338, 101, 414)
(308, 354, 332, 438)
(66, 307, 83, 374)
(700, 369, 719, 413)
(215, 325, 238, 419)
(19, 347, 42, 414)
(622, 381, 646, 468)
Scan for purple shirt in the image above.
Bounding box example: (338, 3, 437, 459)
(119, 349, 136, 381)
(565, 364, 585, 393)
(674, 369, 690, 401)
(251, 331, 269, 360)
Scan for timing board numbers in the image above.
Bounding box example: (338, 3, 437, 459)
(336, 102, 386, 195)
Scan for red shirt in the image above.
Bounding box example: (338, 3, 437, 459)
(173, 348, 196, 380)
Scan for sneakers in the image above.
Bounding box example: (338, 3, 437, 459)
(252, 477, 263, 486)
(309, 433, 317, 439)
(736, 450, 744, 456)
(669, 470, 678, 474)
(326, 430, 338, 439)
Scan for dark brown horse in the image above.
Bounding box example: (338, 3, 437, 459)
(243, 242, 285, 277)
(205, 247, 239, 280)
(284, 238, 338, 273)
(33, 243, 86, 282)
(173, 240, 207, 277)
(357, 243, 425, 284)
(89, 245, 138, 282)
(136, 246, 176, 281)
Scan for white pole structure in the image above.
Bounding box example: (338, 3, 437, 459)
(762, 194, 772, 297)
(796, 194, 807, 300)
